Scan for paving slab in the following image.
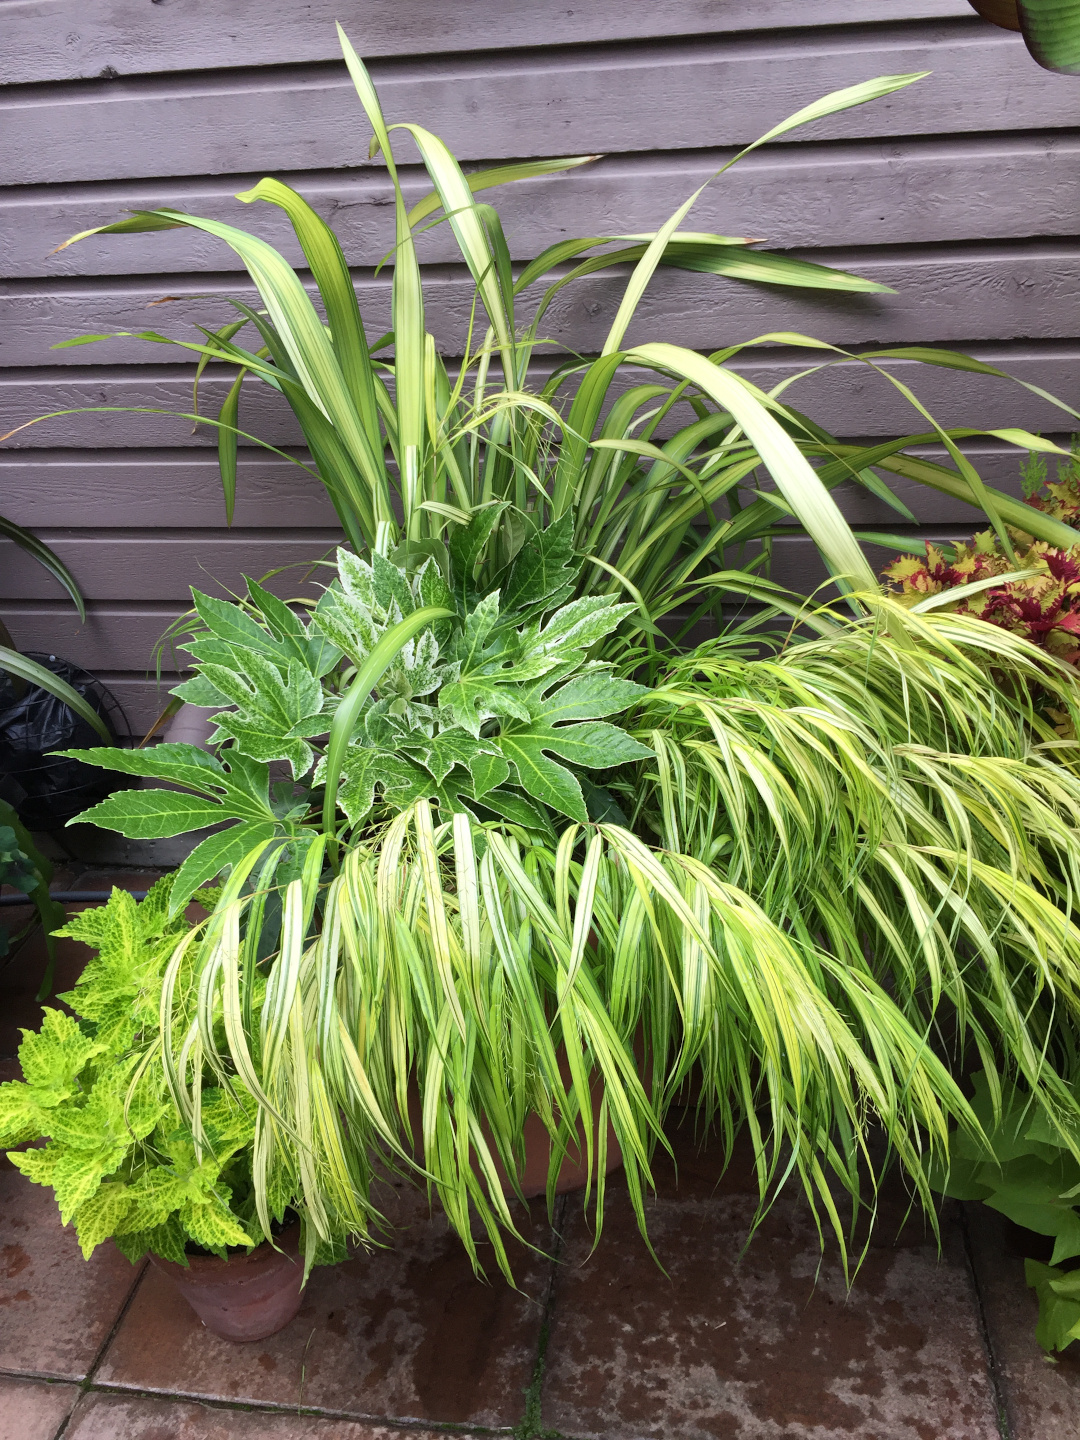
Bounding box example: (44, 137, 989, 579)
(543, 1126, 999, 1440)
(0, 1374, 79, 1440)
(966, 1202, 1080, 1440)
(64, 1389, 467, 1439)
(97, 1197, 553, 1429)
(0, 1169, 144, 1380)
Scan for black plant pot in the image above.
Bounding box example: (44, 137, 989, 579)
(0, 653, 130, 831)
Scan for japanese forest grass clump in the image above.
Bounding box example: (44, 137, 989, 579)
(0, 883, 343, 1272)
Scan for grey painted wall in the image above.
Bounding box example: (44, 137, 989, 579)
(2, 0, 1079, 729)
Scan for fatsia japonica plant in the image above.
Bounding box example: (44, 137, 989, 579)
(64, 527, 651, 917)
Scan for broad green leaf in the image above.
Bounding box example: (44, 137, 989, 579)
(467, 750, 510, 798)
(168, 822, 280, 916)
(413, 727, 492, 785)
(59, 743, 225, 794)
(537, 674, 648, 723)
(499, 511, 578, 614)
(438, 674, 532, 737)
(70, 790, 231, 839)
(201, 653, 324, 778)
(499, 720, 652, 824)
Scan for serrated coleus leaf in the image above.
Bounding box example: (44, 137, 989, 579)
(15, 1008, 104, 1108)
(201, 652, 324, 777)
(73, 1182, 141, 1260)
(498, 720, 652, 824)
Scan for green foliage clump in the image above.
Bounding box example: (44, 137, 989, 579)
(61, 542, 650, 913)
(934, 1069, 1080, 1355)
(0, 883, 288, 1264)
(0, 799, 65, 975)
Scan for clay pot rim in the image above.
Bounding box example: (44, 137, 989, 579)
(150, 1219, 300, 1279)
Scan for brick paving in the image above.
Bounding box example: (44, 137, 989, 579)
(3, 873, 1080, 1438)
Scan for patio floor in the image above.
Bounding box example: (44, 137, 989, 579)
(3, 872, 1080, 1440)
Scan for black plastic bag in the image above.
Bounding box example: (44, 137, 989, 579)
(0, 652, 130, 830)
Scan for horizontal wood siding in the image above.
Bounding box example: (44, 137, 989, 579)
(2, 2, 1079, 731)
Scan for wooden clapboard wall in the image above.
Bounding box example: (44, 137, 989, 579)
(2, 0, 1080, 730)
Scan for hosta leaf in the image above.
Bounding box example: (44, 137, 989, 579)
(499, 721, 653, 823)
(70, 790, 232, 839)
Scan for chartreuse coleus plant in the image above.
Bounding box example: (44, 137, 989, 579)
(0, 883, 339, 1268)
(62, 525, 650, 917)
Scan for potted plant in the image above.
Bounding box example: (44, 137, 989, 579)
(0, 882, 344, 1341)
(10, 30, 1080, 1288)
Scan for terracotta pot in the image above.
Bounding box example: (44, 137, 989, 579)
(966, 0, 1021, 29)
(149, 1221, 304, 1342)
